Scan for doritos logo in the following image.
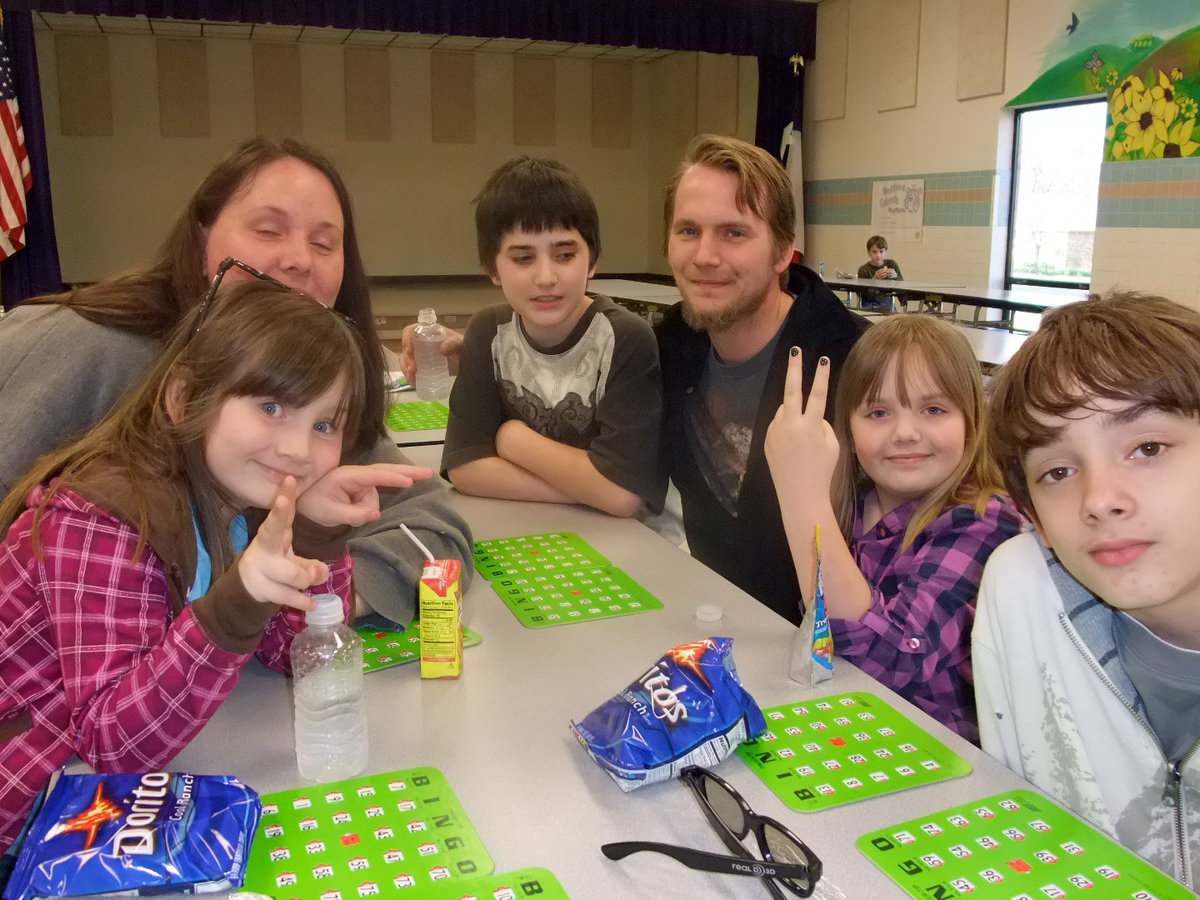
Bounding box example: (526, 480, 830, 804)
(638, 663, 689, 724)
(45, 783, 123, 849)
(46, 772, 173, 856)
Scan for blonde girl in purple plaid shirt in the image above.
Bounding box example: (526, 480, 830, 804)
(765, 316, 1022, 742)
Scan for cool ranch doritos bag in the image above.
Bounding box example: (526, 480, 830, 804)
(570, 637, 765, 791)
(4, 772, 259, 900)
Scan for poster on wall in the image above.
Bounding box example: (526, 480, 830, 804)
(871, 179, 924, 243)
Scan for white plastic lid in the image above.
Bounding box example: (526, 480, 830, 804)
(694, 603, 723, 623)
(417, 307, 437, 324)
(305, 593, 344, 626)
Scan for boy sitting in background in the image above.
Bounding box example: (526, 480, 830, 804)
(856, 234, 903, 311)
(975, 292, 1200, 888)
(441, 157, 665, 518)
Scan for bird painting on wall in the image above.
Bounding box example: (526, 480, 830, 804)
(1066, 11, 1080, 34)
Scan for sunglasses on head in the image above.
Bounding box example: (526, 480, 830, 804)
(191, 257, 354, 337)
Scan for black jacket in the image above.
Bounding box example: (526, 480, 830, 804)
(656, 265, 871, 624)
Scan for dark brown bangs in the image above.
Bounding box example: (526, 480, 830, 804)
(474, 157, 601, 270)
(996, 294, 1200, 452)
(989, 292, 1200, 513)
(181, 282, 371, 459)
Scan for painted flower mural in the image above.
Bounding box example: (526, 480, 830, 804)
(1100, 26, 1200, 161)
(1159, 114, 1199, 158)
(1149, 69, 1180, 124)
(1009, 11, 1200, 162)
(1109, 76, 1168, 159)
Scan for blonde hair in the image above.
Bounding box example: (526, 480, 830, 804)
(663, 134, 795, 261)
(989, 291, 1200, 516)
(1, 281, 374, 571)
(831, 316, 1003, 548)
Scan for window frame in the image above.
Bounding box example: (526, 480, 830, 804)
(1004, 97, 1107, 291)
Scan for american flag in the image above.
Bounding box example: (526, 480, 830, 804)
(0, 12, 31, 260)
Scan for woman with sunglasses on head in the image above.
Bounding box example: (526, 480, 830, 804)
(0, 136, 471, 624)
(0, 281, 416, 853)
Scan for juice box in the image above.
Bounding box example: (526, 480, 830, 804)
(419, 559, 463, 679)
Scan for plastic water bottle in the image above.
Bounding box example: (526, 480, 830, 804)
(292, 593, 368, 783)
(413, 308, 451, 401)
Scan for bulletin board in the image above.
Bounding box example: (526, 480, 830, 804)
(871, 179, 925, 243)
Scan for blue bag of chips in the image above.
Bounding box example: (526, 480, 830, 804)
(3, 772, 259, 900)
(570, 637, 765, 791)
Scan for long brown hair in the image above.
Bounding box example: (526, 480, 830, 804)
(1, 281, 374, 572)
(27, 136, 384, 440)
(830, 316, 1003, 548)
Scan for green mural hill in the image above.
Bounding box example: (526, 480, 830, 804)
(1129, 25, 1200, 89)
(1008, 43, 1146, 106)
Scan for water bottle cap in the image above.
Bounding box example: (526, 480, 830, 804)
(417, 307, 437, 325)
(305, 593, 345, 626)
(694, 604, 723, 623)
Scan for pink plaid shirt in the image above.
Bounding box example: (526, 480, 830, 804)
(0, 487, 351, 851)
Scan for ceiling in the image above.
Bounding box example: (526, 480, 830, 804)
(31, 12, 678, 62)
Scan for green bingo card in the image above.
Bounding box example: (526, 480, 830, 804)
(488, 565, 663, 628)
(240, 767, 493, 898)
(409, 867, 569, 899)
(473, 532, 609, 580)
(735, 692, 972, 812)
(385, 401, 449, 432)
(473, 532, 662, 628)
(858, 789, 1192, 899)
(357, 624, 482, 673)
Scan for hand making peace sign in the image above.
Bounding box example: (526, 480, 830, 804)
(764, 347, 841, 504)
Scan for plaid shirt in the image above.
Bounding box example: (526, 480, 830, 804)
(831, 493, 1023, 743)
(0, 487, 351, 851)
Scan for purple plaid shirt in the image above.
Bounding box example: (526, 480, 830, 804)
(831, 492, 1023, 743)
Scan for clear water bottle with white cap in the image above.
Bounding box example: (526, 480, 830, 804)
(413, 308, 451, 401)
(292, 593, 368, 782)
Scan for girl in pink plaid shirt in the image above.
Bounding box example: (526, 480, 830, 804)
(765, 315, 1022, 741)
(0, 281, 429, 853)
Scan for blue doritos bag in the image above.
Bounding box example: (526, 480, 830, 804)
(570, 637, 765, 791)
(4, 773, 259, 900)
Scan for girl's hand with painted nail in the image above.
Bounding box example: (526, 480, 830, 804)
(765, 348, 841, 503)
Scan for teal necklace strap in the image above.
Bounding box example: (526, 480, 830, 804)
(187, 505, 250, 605)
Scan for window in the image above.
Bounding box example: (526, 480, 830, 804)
(1006, 99, 1107, 290)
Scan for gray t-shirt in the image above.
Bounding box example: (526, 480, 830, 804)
(685, 325, 784, 516)
(441, 295, 666, 511)
(1114, 611, 1200, 761)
